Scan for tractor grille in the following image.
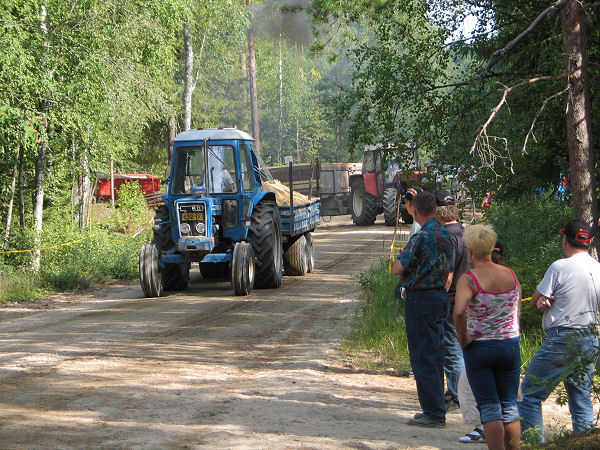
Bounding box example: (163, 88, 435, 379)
(177, 201, 207, 237)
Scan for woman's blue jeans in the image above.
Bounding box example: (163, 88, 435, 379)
(405, 288, 449, 420)
(519, 327, 598, 442)
(462, 337, 521, 424)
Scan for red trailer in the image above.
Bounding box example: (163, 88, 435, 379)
(96, 173, 161, 201)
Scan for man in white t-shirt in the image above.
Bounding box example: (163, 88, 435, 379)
(519, 219, 600, 443)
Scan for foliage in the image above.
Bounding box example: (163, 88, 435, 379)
(308, 0, 600, 201)
(344, 259, 413, 374)
(0, 263, 46, 303)
(114, 182, 150, 233)
(0, 202, 151, 301)
(484, 194, 572, 325)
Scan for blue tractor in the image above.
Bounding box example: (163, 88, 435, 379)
(139, 128, 320, 297)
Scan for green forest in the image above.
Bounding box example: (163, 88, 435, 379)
(0, 0, 598, 296)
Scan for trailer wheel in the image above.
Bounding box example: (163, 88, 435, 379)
(350, 179, 377, 226)
(400, 206, 414, 224)
(248, 201, 283, 288)
(305, 232, 314, 273)
(283, 235, 308, 276)
(139, 243, 162, 297)
(383, 187, 398, 226)
(200, 262, 230, 279)
(151, 205, 189, 291)
(232, 242, 255, 296)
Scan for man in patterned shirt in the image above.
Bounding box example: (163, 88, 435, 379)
(392, 191, 454, 427)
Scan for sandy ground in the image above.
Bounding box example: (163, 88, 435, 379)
(0, 215, 572, 449)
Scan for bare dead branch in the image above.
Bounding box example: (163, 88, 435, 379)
(483, 0, 569, 76)
(470, 74, 567, 169)
(522, 87, 569, 154)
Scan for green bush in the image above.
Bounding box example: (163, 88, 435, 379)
(0, 264, 45, 303)
(114, 182, 149, 233)
(484, 193, 571, 330)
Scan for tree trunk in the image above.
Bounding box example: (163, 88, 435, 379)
(169, 115, 177, 162)
(5, 146, 20, 240)
(79, 141, 91, 230)
(561, 1, 596, 230)
(110, 157, 115, 207)
(18, 144, 25, 229)
(183, 23, 194, 131)
(33, 4, 49, 272)
(247, 0, 260, 153)
(278, 34, 283, 164)
(33, 133, 47, 272)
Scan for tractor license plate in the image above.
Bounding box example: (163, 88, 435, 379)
(181, 212, 204, 221)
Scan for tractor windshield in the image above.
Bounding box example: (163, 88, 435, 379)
(171, 145, 238, 195)
(253, 151, 274, 183)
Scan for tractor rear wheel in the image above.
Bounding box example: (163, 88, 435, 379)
(400, 206, 414, 224)
(152, 205, 189, 291)
(383, 187, 398, 226)
(139, 243, 162, 297)
(232, 241, 255, 296)
(350, 179, 377, 226)
(248, 201, 283, 288)
(283, 235, 308, 276)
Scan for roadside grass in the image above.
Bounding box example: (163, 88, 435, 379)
(0, 266, 46, 303)
(342, 260, 411, 375)
(0, 183, 153, 304)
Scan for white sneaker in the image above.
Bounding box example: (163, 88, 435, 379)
(458, 427, 485, 443)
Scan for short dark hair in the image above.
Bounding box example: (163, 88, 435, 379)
(412, 191, 436, 216)
(436, 204, 459, 223)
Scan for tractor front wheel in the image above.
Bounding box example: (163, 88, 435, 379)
(232, 241, 255, 296)
(350, 179, 377, 226)
(383, 187, 398, 226)
(139, 243, 162, 298)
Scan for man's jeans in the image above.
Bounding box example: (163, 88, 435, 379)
(405, 288, 449, 420)
(519, 327, 598, 442)
(444, 296, 464, 402)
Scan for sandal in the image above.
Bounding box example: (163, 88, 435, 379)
(458, 427, 485, 443)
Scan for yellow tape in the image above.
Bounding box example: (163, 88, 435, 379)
(0, 219, 151, 255)
(0, 236, 90, 254)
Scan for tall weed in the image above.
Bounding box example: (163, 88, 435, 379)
(344, 259, 411, 373)
(0, 200, 153, 302)
(485, 194, 571, 330)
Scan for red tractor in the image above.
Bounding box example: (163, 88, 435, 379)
(349, 149, 423, 226)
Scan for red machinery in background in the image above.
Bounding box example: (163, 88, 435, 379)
(96, 173, 161, 202)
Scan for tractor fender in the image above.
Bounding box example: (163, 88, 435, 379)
(238, 190, 277, 240)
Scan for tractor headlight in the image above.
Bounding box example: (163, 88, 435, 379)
(180, 223, 191, 234)
(195, 222, 205, 234)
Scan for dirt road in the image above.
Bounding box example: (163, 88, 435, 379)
(0, 216, 569, 449)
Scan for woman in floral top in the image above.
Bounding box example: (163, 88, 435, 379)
(454, 224, 521, 450)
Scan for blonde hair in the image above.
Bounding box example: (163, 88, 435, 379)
(463, 224, 497, 258)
